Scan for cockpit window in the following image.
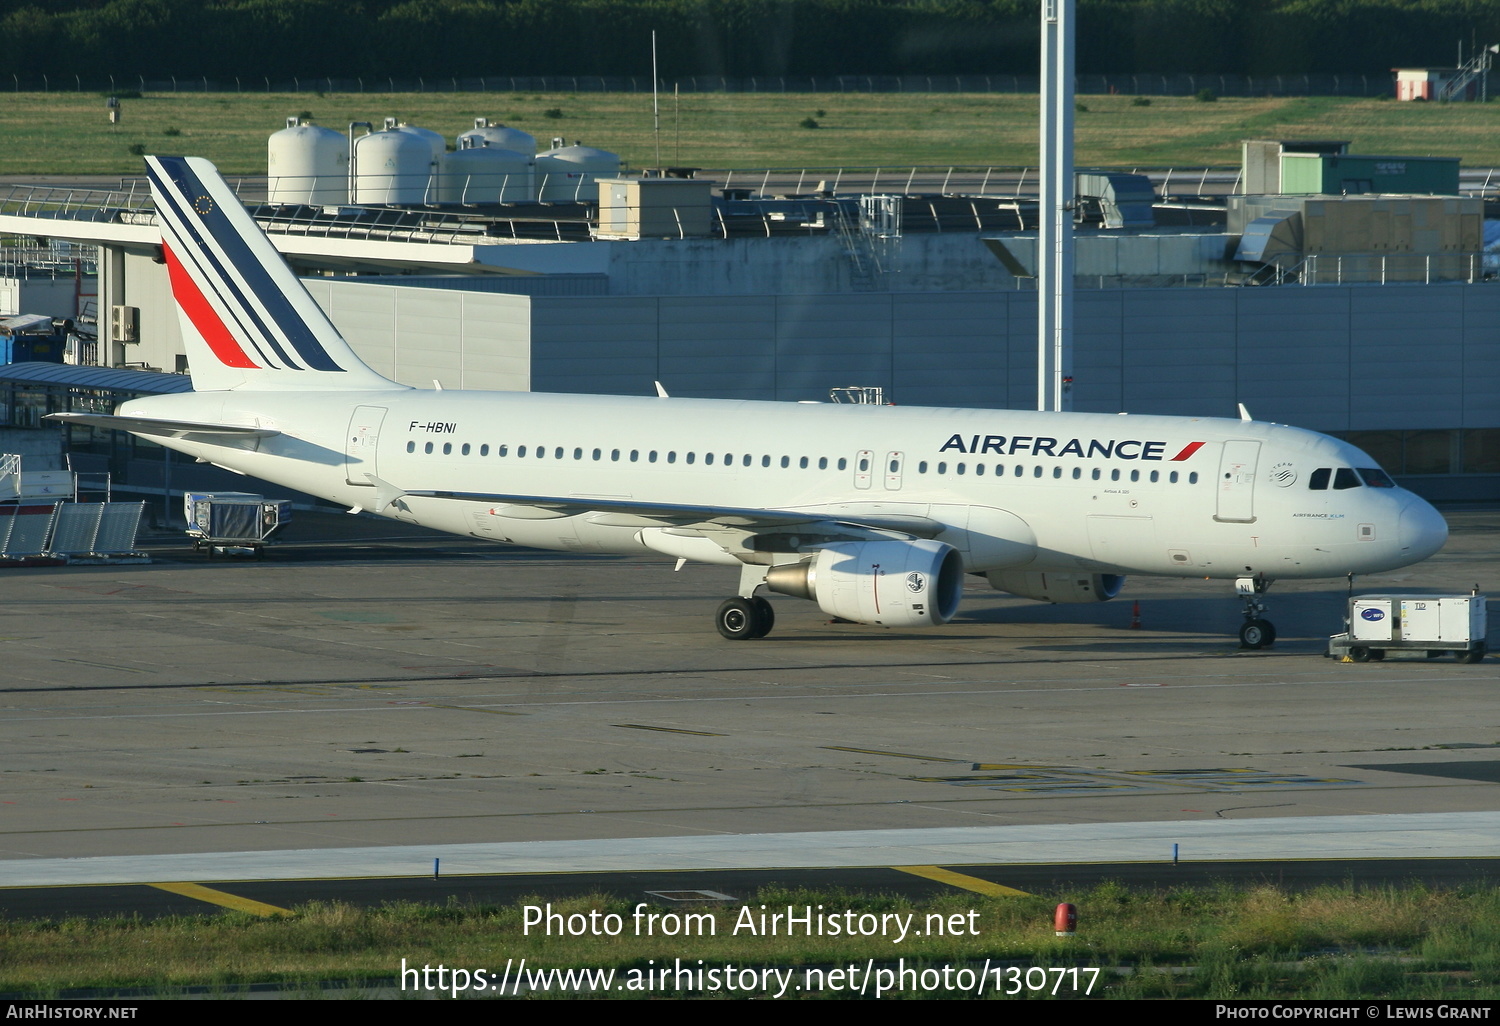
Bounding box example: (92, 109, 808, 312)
(1309, 468, 1330, 490)
(1358, 468, 1395, 488)
(1333, 468, 1361, 490)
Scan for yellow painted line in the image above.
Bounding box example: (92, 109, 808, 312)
(149, 882, 292, 917)
(893, 866, 1031, 897)
(822, 746, 967, 762)
(616, 724, 726, 736)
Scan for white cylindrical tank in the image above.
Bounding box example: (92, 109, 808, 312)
(267, 116, 348, 205)
(457, 117, 536, 157)
(436, 140, 534, 204)
(351, 127, 433, 204)
(388, 117, 445, 162)
(534, 142, 621, 202)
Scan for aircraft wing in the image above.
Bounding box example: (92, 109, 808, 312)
(46, 412, 281, 439)
(390, 483, 944, 536)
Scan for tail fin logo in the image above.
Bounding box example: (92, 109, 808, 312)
(145, 155, 399, 392)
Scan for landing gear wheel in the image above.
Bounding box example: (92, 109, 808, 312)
(748, 596, 775, 639)
(1239, 618, 1275, 649)
(1233, 575, 1275, 650)
(716, 597, 772, 640)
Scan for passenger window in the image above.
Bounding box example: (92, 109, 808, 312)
(1110, 469, 1120, 481)
(573, 447, 582, 460)
(1053, 466, 1062, 479)
(1334, 468, 1361, 490)
(1189, 472, 1199, 484)
(442, 442, 452, 455)
(837, 458, 847, 471)
(762, 455, 771, 468)
(611, 449, 620, 461)
(481, 444, 490, 456)
(592, 448, 600, 460)
(918, 461, 928, 473)
(937, 462, 947, 474)
(1091, 468, 1100, 481)
(630, 450, 639, 462)
(684, 452, 694, 464)
(461, 443, 471, 456)
(705, 453, 714, 465)
(781, 456, 790, 468)
(667, 451, 676, 464)
(743, 455, 752, 467)
(975, 464, 985, 476)
(518, 445, 527, 457)
(800, 456, 809, 469)
(819, 457, 828, 470)
(424, 442, 433, 454)
(1149, 470, 1158, 482)
(406, 441, 415, 453)
(555, 447, 564, 459)
(649, 451, 658, 463)
(956, 463, 966, 475)
(1033, 466, 1043, 478)
(1129, 470, 1139, 482)
(1169, 470, 1178, 483)
(1072, 467, 1081, 480)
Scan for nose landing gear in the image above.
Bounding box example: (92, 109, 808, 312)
(1236, 575, 1276, 649)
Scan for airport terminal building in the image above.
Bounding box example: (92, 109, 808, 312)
(1, 130, 1496, 503)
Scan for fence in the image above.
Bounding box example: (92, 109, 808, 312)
(7, 73, 1396, 97)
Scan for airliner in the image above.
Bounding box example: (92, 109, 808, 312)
(51, 157, 1449, 646)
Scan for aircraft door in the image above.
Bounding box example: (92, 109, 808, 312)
(1215, 439, 1260, 523)
(883, 451, 904, 490)
(854, 450, 873, 490)
(345, 406, 387, 487)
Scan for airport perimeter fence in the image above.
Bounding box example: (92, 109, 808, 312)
(9, 73, 1395, 98)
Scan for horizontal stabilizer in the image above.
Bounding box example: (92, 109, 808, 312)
(46, 412, 280, 439)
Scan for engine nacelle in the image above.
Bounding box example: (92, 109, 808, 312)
(765, 539, 964, 627)
(986, 570, 1125, 603)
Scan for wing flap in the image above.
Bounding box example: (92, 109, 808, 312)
(403, 487, 945, 536)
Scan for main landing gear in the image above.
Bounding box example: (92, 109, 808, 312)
(716, 596, 775, 640)
(1236, 575, 1276, 649)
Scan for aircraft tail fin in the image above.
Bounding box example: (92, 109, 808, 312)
(145, 155, 401, 393)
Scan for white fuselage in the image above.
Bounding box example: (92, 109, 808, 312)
(120, 387, 1449, 582)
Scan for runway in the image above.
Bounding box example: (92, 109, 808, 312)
(1, 510, 1495, 913)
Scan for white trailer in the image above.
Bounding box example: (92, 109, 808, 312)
(1327, 593, 1488, 663)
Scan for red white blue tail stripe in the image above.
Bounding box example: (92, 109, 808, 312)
(146, 155, 397, 392)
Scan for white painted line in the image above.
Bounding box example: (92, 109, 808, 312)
(2, 811, 1496, 887)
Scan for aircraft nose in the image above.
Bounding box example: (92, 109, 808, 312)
(1399, 498, 1448, 561)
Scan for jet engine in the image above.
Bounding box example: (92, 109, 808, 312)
(765, 539, 964, 627)
(986, 570, 1125, 603)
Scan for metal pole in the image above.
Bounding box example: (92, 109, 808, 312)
(652, 31, 661, 168)
(1038, 0, 1075, 412)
